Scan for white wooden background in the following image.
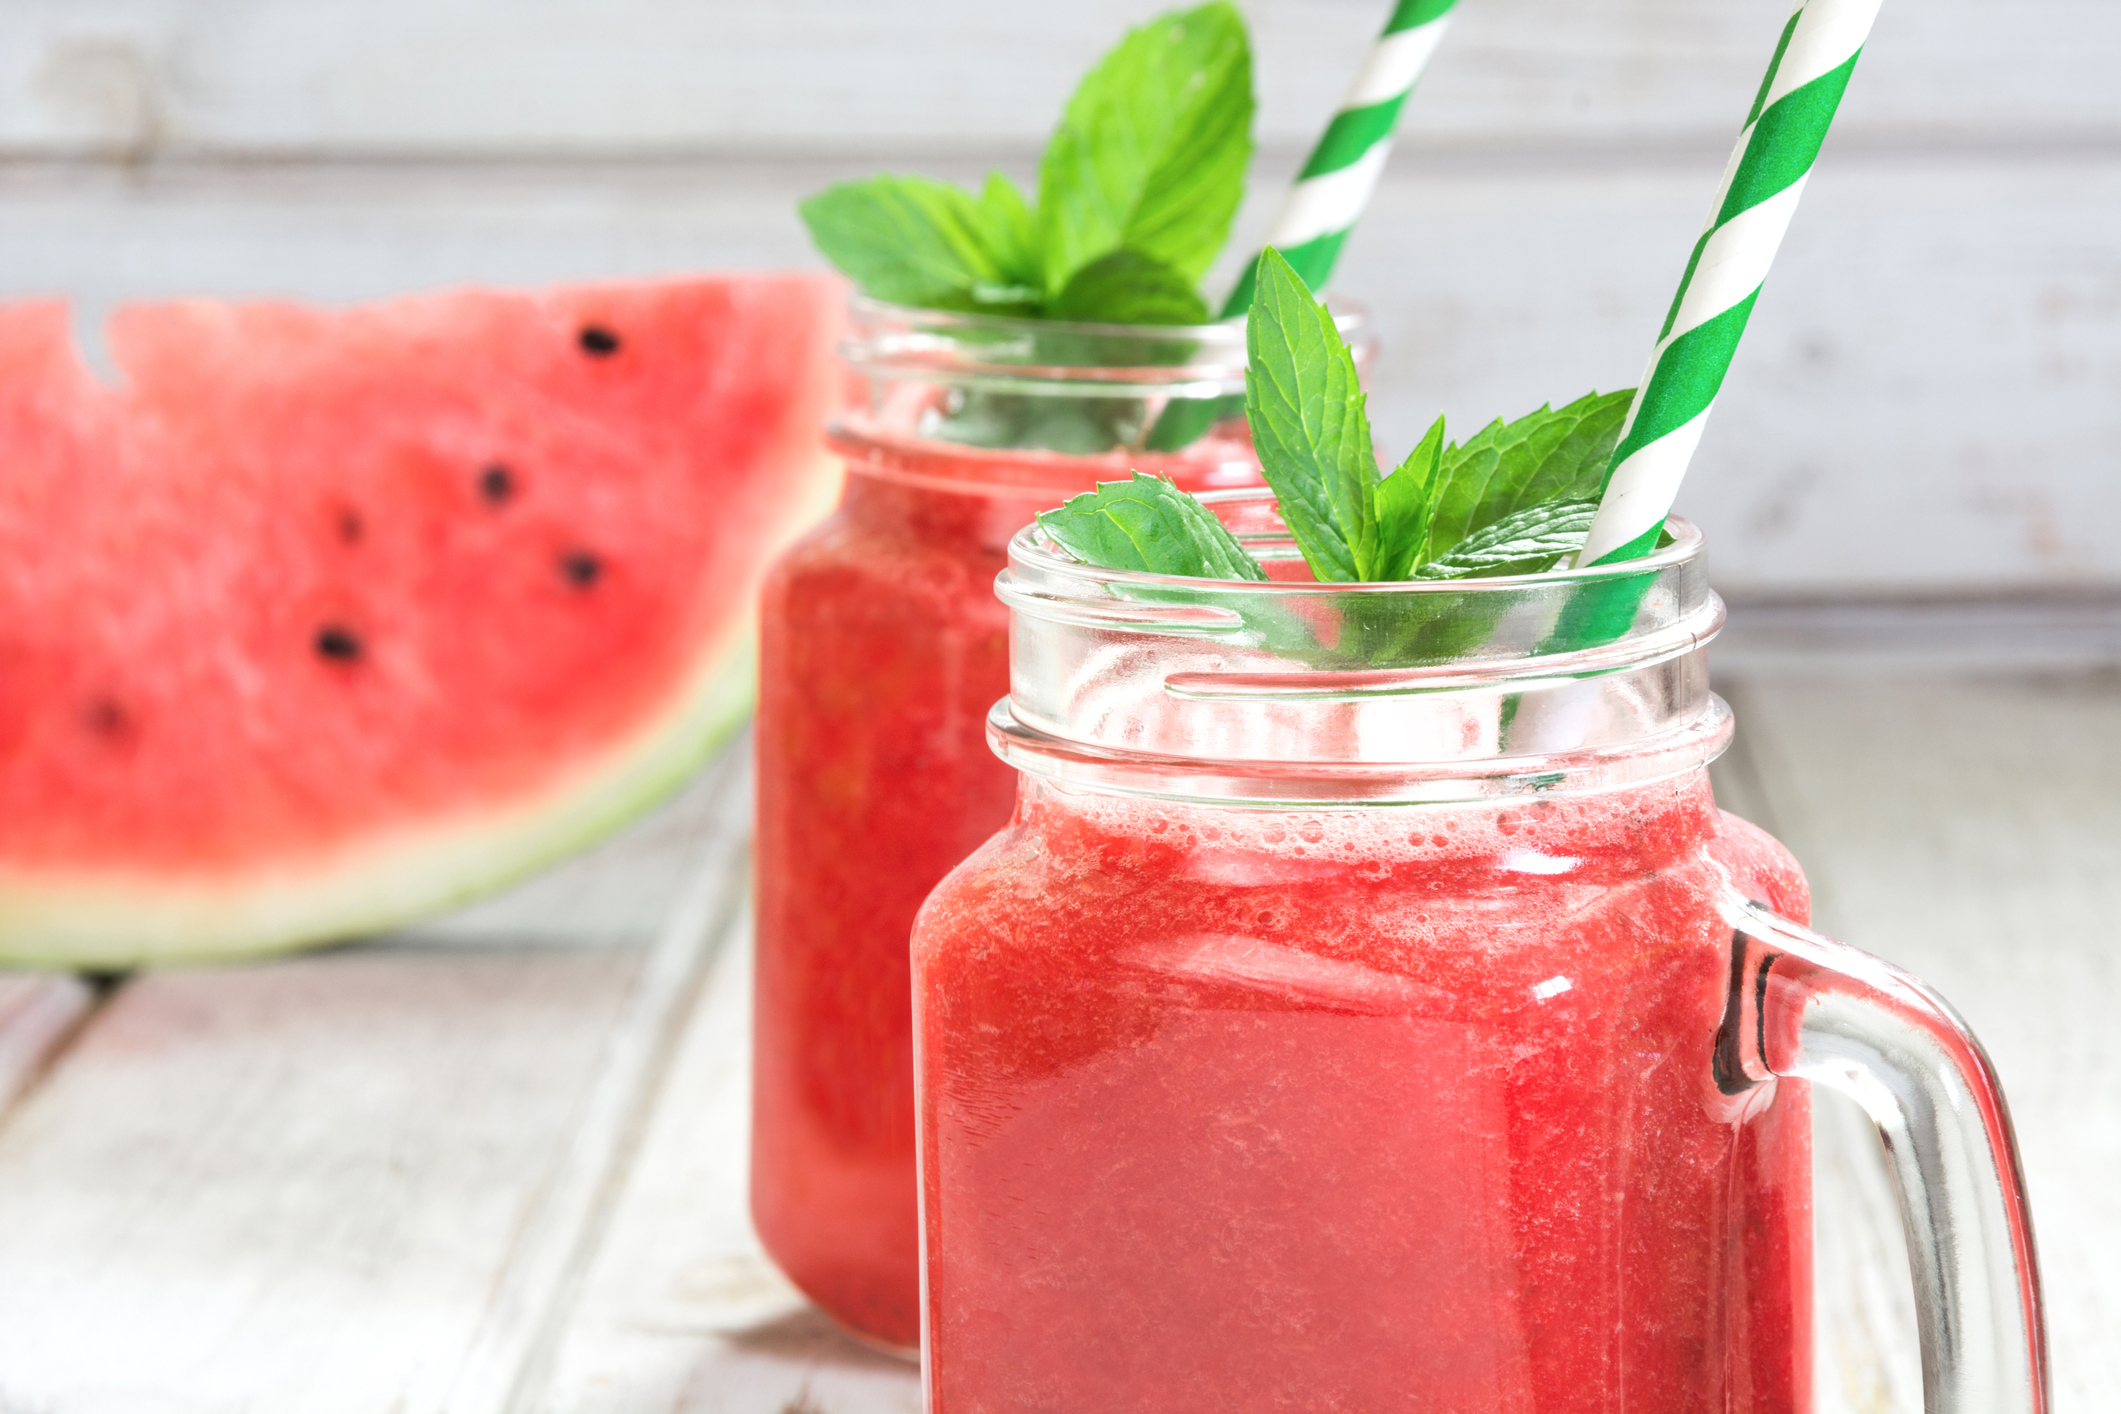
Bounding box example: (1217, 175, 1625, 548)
(0, 0, 2116, 593)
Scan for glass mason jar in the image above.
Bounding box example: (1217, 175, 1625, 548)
(912, 493, 2047, 1410)
(754, 301, 1372, 1350)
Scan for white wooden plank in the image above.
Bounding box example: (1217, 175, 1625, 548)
(531, 685, 2116, 1414)
(0, 154, 815, 327)
(0, 742, 753, 1414)
(1337, 153, 2121, 597)
(527, 924, 922, 1414)
(447, 748, 755, 1414)
(0, 0, 2111, 157)
(0, 973, 97, 1112)
(0, 150, 2113, 598)
(1715, 595, 2121, 676)
(1718, 669, 2121, 1414)
(0, 951, 639, 1413)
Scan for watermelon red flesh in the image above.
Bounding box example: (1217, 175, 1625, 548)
(0, 274, 845, 965)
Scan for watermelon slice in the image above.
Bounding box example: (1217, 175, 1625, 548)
(0, 274, 845, 966)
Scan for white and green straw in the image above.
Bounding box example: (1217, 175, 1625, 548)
(1219, 0, 1457, 315)
(1147, 0, 1453, 449)
(1578, 0, 1886, 566)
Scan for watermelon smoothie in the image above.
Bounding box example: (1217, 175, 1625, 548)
(910, 498, 2049, 1409)
(916, 775, 1814, 1411)
(751, 303, 1350, 1348)
(907, 497, 2008, 1411)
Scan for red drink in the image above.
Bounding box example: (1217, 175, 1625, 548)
(915, 774, 1814, 1411)
(908, 496, 1848, 1409)
(908, 494, 2047, 1409)
(752, 299, 1284, 1348)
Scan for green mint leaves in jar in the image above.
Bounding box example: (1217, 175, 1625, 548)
(1043, 249, 1640, 584)
(799, 2, 1251, 326)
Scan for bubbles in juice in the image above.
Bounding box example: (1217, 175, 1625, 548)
(914, 773, 1812, 1412)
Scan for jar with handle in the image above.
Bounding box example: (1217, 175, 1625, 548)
(911, 492, 2046, 1411)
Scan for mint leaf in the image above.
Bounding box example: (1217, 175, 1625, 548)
(1038, 2, 1253, 298)
(1415, 498, 1599, 580)
(1038, 474, 1267, 580)
(1243, 248, 1379, 582)
(978, 171, 1041, 294)
(799, 174, 1037, 314)
(1049, 249, 1210, 325)
(1373, 415, 1444, 581)
(1240, 249, 1626, 588)
(798, 4, 1255, 360)
(1420, 389, 1633, 564)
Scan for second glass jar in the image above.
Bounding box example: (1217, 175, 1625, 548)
(751, 299, 1370, 1348)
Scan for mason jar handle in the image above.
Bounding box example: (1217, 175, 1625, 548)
(1714, 892, 2049, 1414)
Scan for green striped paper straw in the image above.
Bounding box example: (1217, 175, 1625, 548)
(1219, 0, 1457, 316)
(1578, 0, 1886, 567)
(1144, 0, 1454, 451)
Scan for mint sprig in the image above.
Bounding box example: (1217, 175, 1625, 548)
(798, 174, 1040, 317)
(1243, 252, 1380, 581)
(1041, 249, 1640, 589)
(1243, 248, 1633, 583)
(1373, 416, 1443, 581)
(1049, 250, 1209, 326)
(1417, 389, 1633, 566)
(1414, 498, 1601, 579)
(1038, 474, 1267, 580)
(799, 3, 1251, 328)
(1037, 1, 1252, 303)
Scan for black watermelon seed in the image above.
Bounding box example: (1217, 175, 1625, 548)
(336, 508, 365, 544)
(577, 325, 621, 356)
(560, 552, 603, 588)
(83, 698, 129, 736)
(479, 464, 516, 503)
(315, 626, 363, 662)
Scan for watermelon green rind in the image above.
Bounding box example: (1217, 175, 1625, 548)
(0, 626, 761, 968)
(0, 275, 846, 968)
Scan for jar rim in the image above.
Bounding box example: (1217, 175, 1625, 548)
(992, 492, 1727, 803)
(840, 293, 1373, 392)
(846, 292, 1370, 350)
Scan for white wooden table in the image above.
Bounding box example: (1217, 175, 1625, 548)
(0, 650, 2114, 1414)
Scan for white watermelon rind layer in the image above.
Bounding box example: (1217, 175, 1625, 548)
(0, 613, 763, 970)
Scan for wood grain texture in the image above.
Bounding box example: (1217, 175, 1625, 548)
(0, 144, 2112, 595)
(0, 948, 641, 1413)
(528, 926, 923, 1414)
(1718, 668, 2121, 1414)
(1716, 595, 2121, 676)
(1339, 153, 2121, 595)
(0, 2, 2114, 597)
(0, 974, 96, 1113)
(0, 684, 2104, 1410)
(0, 0, 2112, 156)
(0, 743, 753, 1414)
(445, 744, 754, 1414)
